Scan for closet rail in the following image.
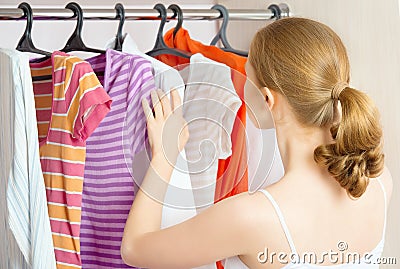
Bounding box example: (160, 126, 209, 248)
(0, 4, 290, 21)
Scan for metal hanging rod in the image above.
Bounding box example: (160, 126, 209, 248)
(0, 4, 290, 21)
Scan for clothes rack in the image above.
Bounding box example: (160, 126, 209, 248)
(0, 3, 290, 21)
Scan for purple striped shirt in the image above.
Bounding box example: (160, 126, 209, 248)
(80, 49, 155, 269)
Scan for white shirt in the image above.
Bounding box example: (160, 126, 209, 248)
(245, 114, 284, 192)
(179, 53, 242, 211)
(0, 49, 56, 269)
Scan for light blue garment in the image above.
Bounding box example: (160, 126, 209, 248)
(0, 49, 56, 269)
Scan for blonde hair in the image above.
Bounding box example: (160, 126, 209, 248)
(249, 17, 384, 198)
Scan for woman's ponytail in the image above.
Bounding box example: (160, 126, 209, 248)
(314, 87, 384, 198)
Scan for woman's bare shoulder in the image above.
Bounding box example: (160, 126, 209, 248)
(219, 189, 286, 233)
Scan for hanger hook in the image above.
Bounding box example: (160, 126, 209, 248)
(152, 3, 168, 50)
(61, 2, 104, 53)
(16, 2, 51, 56)
(62, 2, 87, 52)
(210, 4, 232, 49)
(168, 4, 183, 39)
(66, 2, 83, 42)
(114, 3, 125, 51)
(17, 2, 34, 49)
(267, 4, 281, 20)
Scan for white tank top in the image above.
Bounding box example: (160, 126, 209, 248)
(224, 179, 387, 269)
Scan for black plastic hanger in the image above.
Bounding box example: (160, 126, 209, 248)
(168, 4, 183, 39)
(114, 3, 125, 51)
(17, 2, 52, 81)
(61, 2, 105, 53)
(210, 4, 248, 57)
(146, 3, 191, 59)
(16, 2, 51, 57)
(268, 4, 282, 20)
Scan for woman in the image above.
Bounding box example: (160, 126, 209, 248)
(121, 18, 392, 268)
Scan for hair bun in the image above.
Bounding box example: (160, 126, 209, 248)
(315, 144, 384, 198)
(314, 88, 384, 198)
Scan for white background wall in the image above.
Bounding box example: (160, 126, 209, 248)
(219, 0, 400, 266)
(1, 0, 398, 267)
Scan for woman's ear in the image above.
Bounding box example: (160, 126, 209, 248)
(261, 87, 275, 111)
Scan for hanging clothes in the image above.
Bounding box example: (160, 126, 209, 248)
(30, 51, 112, 269)
(158, 27, 248, 203)
(105, 34, 197, 229)
(178, 53, 242, 211)
(157, 28, 248, 269)
(106, 36, 219, 269)
(0, 49, 57, 269)
(79, 49, 156, 269)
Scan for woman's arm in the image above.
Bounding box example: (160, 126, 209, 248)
(121, 89, 252, 269)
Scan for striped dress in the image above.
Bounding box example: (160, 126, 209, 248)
(30, 51, 112, 269)
(80, 49, 155, 268)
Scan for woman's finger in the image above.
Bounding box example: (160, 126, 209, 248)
(142, 98, 154, 122)
(157, 89, 171, 117)
(151, 90, 163, 119)
(170, 88, 182, 112)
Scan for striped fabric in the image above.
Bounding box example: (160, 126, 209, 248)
(80, 49, 155, 268)
(182, 54, 241, 211)
(30, 51, 112, 269)
(0, 48, 28, 269)
(105, 34, 197, 229)
(1, 49, 56, 268)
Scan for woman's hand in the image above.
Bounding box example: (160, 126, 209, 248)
(142, 89, 189, 163)
(123, 88, 250, 269)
